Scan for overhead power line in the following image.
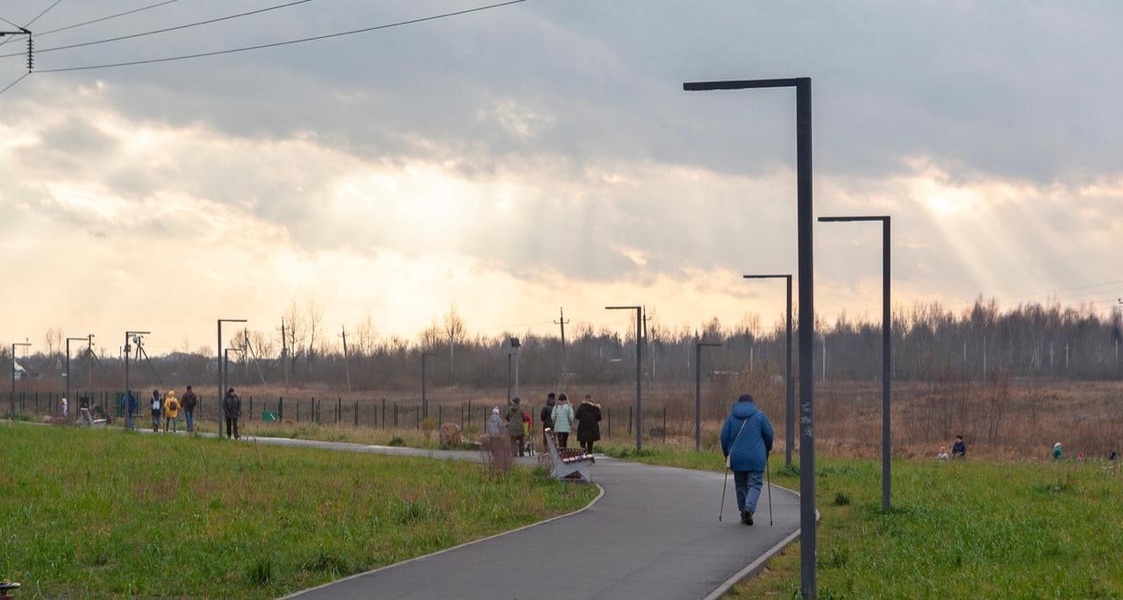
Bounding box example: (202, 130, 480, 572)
(0, 0, 314, 60)
(0, 71, 28, 96)
(36, 0, 528, 73)
(37, 0, 183, 37)
(10, 0, 315, 58)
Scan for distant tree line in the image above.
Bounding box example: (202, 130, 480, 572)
(7, 298, 1122, 394)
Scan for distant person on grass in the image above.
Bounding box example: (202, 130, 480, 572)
(1053, 442, 1063, 460)
(937, 446, 949, 461)
(163, 390, 181, 433)
(222, 388, 242, 440)
(575, 394, 602, 454)
(504, 397, 526, 457)
(720, 393, 774, 526)
(60, 397, 68, 421)
(952, 435, 966, 459)
(181, 386, 198, 433)
(149, 389, 162, 432)
(540, 392, 557, 450)
(551, 393, 575, 449)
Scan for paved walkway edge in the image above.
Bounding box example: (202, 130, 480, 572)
(702, 486, 821, 600)
(283, 482, 607, 599)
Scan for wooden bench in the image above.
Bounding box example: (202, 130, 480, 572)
(543, 428, 594, 482)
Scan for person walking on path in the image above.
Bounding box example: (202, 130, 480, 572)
(181, 386, 198, 433)
(720, 393, 774, 526)
(486, 407, 504, 442)
(504, 397, 526, 457)
(551, 393, 576, 449)
(149, 389, 162, 432)
(163, 390, 181, 433)
(574, 394, 602, 454)
(222, 388, 242, 440)
(952, 435, 967, 459)
(540, 392, 556, 450)
(121, 390, 137, 431)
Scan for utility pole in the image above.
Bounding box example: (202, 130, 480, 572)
(340, 325, 352, 393)
(279, 318, 290, 393)
(86, 334, 95, 391)
(554, 307, 569, 379)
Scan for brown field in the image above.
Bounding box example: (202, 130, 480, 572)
(118, 370, 1122, 462)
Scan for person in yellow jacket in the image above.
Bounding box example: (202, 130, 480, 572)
(163, 390, 181, 433)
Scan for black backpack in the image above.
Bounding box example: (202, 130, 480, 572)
(540, 405, 553, 426)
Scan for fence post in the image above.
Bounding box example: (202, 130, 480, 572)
(381, 398, 386, 428)
(438, 404, 442, 425)
(663, 407, 667, 444)
(393, 402, 398, 427)
(607, 407, 612, 438)
(354, 401, 359, 426)
(278, 397, 284, 421)
(296, 400, 300, 423)
(416, 406, 420, 429)
(337, 397, 342, 424)
(628, 406, 633, 436)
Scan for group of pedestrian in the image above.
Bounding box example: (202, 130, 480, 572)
(540, 392, 602, 454)
(119, 385, 201, 434)
(487, 392, 603, 457)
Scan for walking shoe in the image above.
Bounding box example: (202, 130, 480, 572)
(745, 511, 754, 526)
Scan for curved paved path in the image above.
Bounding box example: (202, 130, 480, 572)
(243, 436, 800, 600)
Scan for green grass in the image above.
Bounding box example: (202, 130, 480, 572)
(0, 424, 596, 598)
(601, 442, 1123, 599)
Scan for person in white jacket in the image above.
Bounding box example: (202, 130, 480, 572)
(551, 393, 576, 448)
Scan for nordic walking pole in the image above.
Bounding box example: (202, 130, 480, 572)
(719, 465, 729, 521)
(766, 455, 773, 526)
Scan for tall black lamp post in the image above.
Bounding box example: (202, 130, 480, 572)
(506, 337, 520, 400)
(217, 318, 247, 436)
(421, 351, 437, 417)
(9, 340, 30, 419)
(124, 330, 150, 405)
(695, 341, 722, 451)
(65, 336, 88, 414)
(607, 305, 643, 451)
(818, 215, 891, 512)
(684, 76, 816, 597)
(743, 274, 794, 469)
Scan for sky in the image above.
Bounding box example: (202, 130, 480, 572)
(1, 0, 1122, 357)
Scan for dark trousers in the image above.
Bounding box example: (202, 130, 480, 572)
(580, 439, 594, 454)
(225, 417, 240, 439)
(556, 432, 569, 448)
(510, 435, 525, 457)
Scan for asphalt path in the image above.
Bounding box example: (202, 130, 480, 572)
(234, 436, 802, 600)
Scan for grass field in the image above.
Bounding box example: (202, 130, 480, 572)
(0, 423, 597, 598)
(599, 442, 1123, 599)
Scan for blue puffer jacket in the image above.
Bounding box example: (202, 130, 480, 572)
(720, 399, 774, 472)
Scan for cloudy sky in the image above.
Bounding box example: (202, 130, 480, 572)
(1, 0, 1121, 357)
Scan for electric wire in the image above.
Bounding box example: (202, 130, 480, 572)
(0, 71, 28, 96)
(37, 0, 183, 37)
(36, 0, 528, 73)
(0, 15, 23, 29)
(11, 0, 315, 58)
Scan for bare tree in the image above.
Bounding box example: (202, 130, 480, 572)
(43, 327, 62, 358)
(444, 305, 466, 376)
(305, 298, 324, 378)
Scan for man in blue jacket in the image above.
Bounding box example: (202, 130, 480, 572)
(720, 393, 774, 526)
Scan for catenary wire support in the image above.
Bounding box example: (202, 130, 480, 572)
(0, 28, 32, 71)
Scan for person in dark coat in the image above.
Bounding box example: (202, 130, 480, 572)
(222, 387, 242, 440)
(574, 394, 602, 454)
(504, 397, 526, 457)
(540, 392, 556, 451)
(720, 393, 774, 526)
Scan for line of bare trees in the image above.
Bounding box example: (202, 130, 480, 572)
(6, 297, 1122, 394)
